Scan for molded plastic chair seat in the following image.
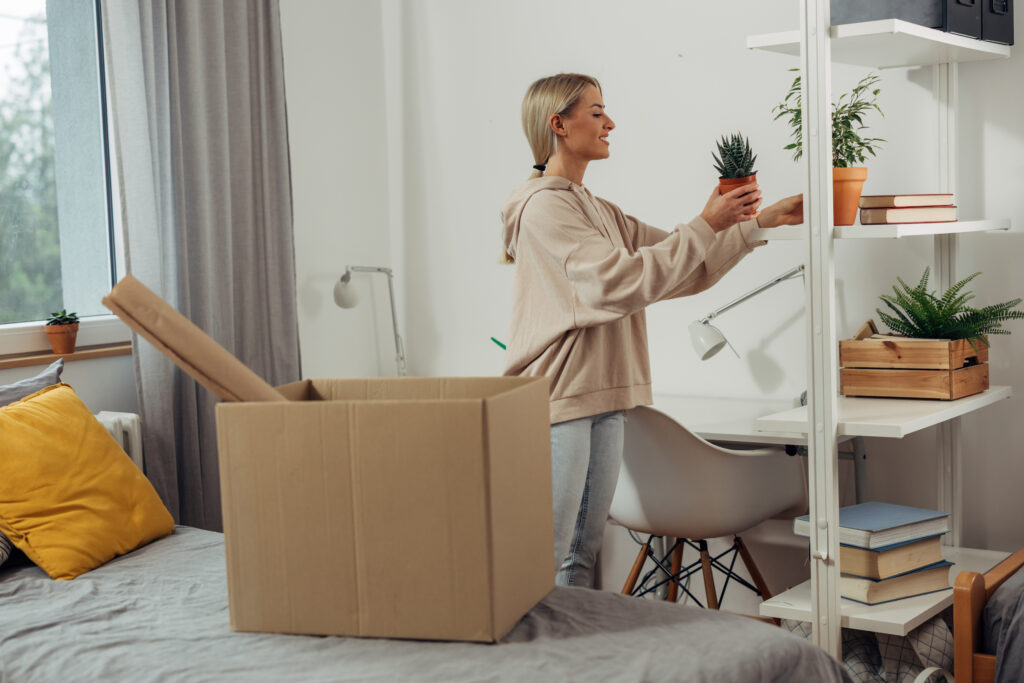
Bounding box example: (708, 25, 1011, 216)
(610, 405, 807, 609)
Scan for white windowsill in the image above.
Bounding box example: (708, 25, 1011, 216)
(0, 315, 130, 357)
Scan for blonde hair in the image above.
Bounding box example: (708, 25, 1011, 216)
(501, 73, 601, 264)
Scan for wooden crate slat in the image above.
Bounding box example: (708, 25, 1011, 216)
(840, 365, 989, 400)
(839, 337, 987, 370)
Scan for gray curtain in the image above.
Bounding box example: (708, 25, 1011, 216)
(102, 0, 301, 530)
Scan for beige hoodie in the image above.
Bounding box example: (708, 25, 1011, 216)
(501, 176, 764, 424)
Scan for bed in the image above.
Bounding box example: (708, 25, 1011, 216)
(954, 547, 1024, 683)
(0, 526, 851, 682)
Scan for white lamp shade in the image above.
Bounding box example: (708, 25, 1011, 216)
(333, 278, 360, 309)
(688, 320, 727, 360)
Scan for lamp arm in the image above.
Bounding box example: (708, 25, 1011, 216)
(345, 265, 407, 376)
(383, 270, 407, 377)
(701, 264, 804, 322)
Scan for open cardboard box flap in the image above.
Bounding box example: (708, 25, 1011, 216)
(102, 275, 286, 402)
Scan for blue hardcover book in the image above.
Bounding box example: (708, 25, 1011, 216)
(840, 560, 953, 605)
(793, 502, 950, 549)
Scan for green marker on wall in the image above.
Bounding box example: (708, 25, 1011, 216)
(490, 337, 506, 350)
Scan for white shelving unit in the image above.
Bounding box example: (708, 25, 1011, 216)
(761, 546, 1009, 636)
(751, 218, 1010, 241)
(747, 7, 1013, 656)
(747, 18, 1010, 68)
(755, 386, 1012, 438)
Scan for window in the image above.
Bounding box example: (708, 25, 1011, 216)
(0, 0, 121, 351)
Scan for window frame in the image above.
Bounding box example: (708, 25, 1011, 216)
(0, 0, 128, 355)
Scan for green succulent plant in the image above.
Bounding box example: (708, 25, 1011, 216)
(46, 309, 79, 326)
(876, 267, 1024, 351)
(712, 132, 758, 179)
(772, 69, 886, 168)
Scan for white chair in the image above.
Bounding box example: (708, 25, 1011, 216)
(610, 405, 807, 609)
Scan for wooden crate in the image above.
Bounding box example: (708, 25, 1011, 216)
(839, 331, 989, 400)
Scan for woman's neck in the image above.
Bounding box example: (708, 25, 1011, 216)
(543, 155, 587, 186)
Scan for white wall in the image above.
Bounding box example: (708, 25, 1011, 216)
(279, 0, 397, 379)
(280, 0, 1024, 585)
(0, 355, 138, 414)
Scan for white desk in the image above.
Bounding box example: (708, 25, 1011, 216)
(652, 393, 839, 446)
(650, 393, 863, 495)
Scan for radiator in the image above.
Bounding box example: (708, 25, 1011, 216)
(94, 411, 144, 471)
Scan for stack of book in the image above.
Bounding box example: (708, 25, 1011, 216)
(859, 193, 956, 225)
(794, 501, 952, 605)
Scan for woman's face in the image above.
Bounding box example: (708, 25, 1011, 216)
(557, 85, 615, 161)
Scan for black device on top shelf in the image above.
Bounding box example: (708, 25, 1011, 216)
(828, 0, 1015, 41)
(982, 0, 1014, 44)
(946, 0, 982, 39)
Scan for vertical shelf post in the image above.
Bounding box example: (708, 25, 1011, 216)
(801, 0, 843, 657)
(934, 63, 963, 547)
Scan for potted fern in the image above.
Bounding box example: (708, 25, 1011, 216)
(772, 70, 885, 226)
(45, 309, 79, 355)
(839, 268, 1024, 400)
(712, 132, 757, 195)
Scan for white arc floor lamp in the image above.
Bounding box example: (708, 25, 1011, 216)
(334, 265, 407, 376)
(689, 264, 805, 360)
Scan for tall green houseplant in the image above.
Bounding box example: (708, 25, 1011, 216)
(772, 69, 885, 226)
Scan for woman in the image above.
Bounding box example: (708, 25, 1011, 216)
(500, 73, 803, 588)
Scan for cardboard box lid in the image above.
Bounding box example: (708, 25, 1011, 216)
(102, 275, 286, 402)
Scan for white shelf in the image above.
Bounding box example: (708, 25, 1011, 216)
(752, 219, 1010, 242)
(755, 386, 1012, 438)
(759, 546, 1009, 635)
(836, 219, 1010, 239)
(747, 19, 1010, 69)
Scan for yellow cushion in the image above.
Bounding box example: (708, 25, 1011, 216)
(0, 383, 173, 579)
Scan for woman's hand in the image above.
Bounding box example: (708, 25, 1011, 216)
(756, 194, 804, 228)
(700, 184, 762, 233)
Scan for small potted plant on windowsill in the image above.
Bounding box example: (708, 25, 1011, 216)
(772, 70, 885, 226)
(45, 309, 79, 355)
(712, 132, 758, 196)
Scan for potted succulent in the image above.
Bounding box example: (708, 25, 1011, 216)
(712, 132, 758, 195)
(45, 309, 79, 355)
(772, 70, 885, 226)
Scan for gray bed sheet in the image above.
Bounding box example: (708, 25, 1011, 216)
(0, 526, 849, 683)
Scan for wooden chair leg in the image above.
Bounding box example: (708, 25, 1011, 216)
(735, 535, 772, 600)
(698, 540, 719, 609)
(622, 541, 650, 595)
(666, 541, 683, 602)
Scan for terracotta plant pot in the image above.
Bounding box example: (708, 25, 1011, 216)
(717, 173, 757, 196)
(833, 167, 868, 226)
(45, 323, 79, 355)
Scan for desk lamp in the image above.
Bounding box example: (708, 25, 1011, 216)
(689, 264, 804, 360)
(334, 265, 407, 376)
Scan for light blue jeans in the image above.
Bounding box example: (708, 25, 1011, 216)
(550, 410, 624, 588)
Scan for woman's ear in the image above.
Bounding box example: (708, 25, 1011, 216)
(548, 113, 567, 137)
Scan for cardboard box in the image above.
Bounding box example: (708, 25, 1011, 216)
(215, 376, 554, 642)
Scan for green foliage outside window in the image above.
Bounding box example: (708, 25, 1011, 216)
(0, 13, 62, 324)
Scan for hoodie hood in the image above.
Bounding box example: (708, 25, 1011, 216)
(500, 176, 577, 261)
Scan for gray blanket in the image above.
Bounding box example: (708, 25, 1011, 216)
(983, 564, 1024, 683)
(0, 527, 849, 682)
